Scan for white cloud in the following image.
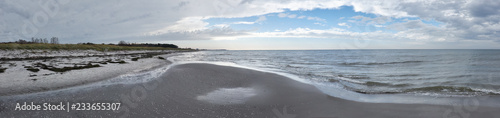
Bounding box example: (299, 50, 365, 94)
(314, 22, 326, 26)
(374, 25, 385, 28)
(232, 21, 255, 25)
(387, 20, 428, 31)
(338, 23, 350, 28)
(307, 16, 327, 22)
(230, 15, 266, 25)
(243, 27, 395, 41)
(277, 12, 326, 22)
(148, 17, 209, 35)
(351, 15, 391, 24)
(278, 13, 288, 17)
(213, 24, 230, 28)
(146, 26, 250, 41)
(255, 16, 267, 22)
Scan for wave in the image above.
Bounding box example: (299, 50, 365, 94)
(404, 86, 500, 95)
(327, 77, 498, 96)
(338, 74, 370, 79)
(364, 81, 411, 87)
(384, 74, 420, 77)
(339, 61, 424, 66)
(343, 85, 500, 96)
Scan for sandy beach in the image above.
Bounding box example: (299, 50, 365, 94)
(1, 63, 499, 117)
(3, 0, 499, 117)
(0, 50, 185, 96)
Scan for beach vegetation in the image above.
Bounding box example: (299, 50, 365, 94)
(0, 43, 182, 51)
(131, 57, 140, 61)
(106, 59, 127, 64)
(0, 39, 187, 51)
(34, 62, 101, 72)
(0, 68, 6, 73)
(25, 66, 40, 72)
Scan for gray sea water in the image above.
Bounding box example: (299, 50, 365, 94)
(170, 50, 500, 97)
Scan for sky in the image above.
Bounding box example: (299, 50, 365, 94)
(1, 0, 500, 50)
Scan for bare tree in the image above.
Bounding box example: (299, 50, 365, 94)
(50, 37, 59, 44)
(118, 41, 128, 46)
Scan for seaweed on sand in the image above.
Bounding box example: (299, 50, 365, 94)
(131, 57, 139, 61)
(0, 68, 6, 73)
(34, 62, 101, 72)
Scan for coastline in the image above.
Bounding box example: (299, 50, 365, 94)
(1, 63, 499, 117)
(0, 49, 187, 96)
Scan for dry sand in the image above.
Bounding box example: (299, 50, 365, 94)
(0, 50, 182, 96)
(0, 63, 499, 117)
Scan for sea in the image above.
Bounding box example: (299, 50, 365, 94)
(169, 50, 500, 104)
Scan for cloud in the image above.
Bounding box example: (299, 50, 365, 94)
(314, 22, 326, 26)
(468, 0, 500, 17)
(148, 17, 209, 34)
(278, 13, 288, 17)
(244, 27, 395, 41)
(229, 15, 266, 25)
(145, 26, 250, 41)
(338, 23, 350, 28)
(307, 16, 327, 22)
(255, 16, 267, 22)
(393, 0, 500, 41)
(387, 20, 428, 31)
(1, 0, 499, 44)
(232, 21, 255, 25)
(277, 12, 326, 22)
(351, 15, 391, 24)
(345, 0, 500, 41)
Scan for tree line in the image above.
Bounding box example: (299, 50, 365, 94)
(117, 41, 178, 48)
(0, 37, 60, 44)
(1, 38, 179, 49)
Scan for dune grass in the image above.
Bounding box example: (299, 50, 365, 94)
(0, 43, 184, 51)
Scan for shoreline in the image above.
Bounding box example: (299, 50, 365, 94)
(1, 63, 499, 117)
(169, 61, 500, 107)
(0, 49, 188, 96)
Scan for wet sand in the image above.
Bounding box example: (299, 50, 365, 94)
(1, 63, 499, 117)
